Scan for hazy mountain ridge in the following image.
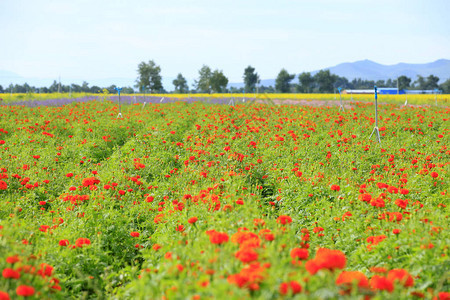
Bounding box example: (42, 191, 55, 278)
(229, 59, 450, 88)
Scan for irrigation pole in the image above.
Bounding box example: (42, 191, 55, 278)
(369, 85, 381, 144)
(114, 87, 123, 118)
(434, 88, 439, 106)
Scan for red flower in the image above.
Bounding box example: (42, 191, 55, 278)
(305, 248, 346, 275)
(59, 239, 69, 246)
(75, 237, 91, 248)
(37, 263, 53, 277)
(2, 268, 20, 279)
(206, 230, 229, 245)
(0, 291, 10, 300)
(66, 173, 74, 177)
(290, 248, 309, 260)
(6, 255, 20, 264)
(279, 281, 302, 295)
(387, 269, 414, 287)
(370, 275, 393, 292)
(276, 215, 292, 225)
(392, 229, 401, 235)
(188, 217, 198, 224)
(0, 180, 7, 190)
(331, 184, 340, 191)
(431, 172, 439, 178)
(235, 248, 259, 263)
(16, 285, 35, 297)
(130, 232, 140, 237)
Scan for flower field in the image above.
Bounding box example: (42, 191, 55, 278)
(0, 99, 448, 299)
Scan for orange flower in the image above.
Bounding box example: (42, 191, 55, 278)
(336, 271, 369, 288)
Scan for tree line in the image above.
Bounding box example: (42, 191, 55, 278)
(2, 60, 449, 94)
(137, 60, 449, 94)
(0, 81, 135, 95)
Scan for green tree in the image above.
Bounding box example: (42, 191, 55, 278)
(81, 81, 90, 92)
(275, 69, 295, 93)
(414, 75, 426, 90)
(0, 84, 3, 93)
(297, 72, 314, 93)
(136, 60, 163, 93)
(195, 65, 212, 93)
(173, 73, 189, 93)
(49, 80, 59, 93)
(439, 78, 450, 93)
(397, 76, 411, 90)
(210, 70, 228, 93)
(425, 75, 439, 90)
(314, 70, 336, 93)
(243, 65, 260, 93)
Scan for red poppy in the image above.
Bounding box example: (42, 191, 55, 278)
(130, 232, 140, 237)
(206, 230, 229, 245)
(188, 217, 198, 224)
(0, 291, 10, 300)
(59, 239, 69, 246)
(370, 275, 394, 292)
(2, 268, 20, 279)
(0, 180, 7, 190)
(387, 269, 414, 287)
(276, 215, 292, 225)
(290, 248, 309, 260)
(331, 184, 340, 191)
(305, 248, 346, 275)
(75, 237, 91, 248)
(235, 248, 258, 263)
(16, 285, 35, 297)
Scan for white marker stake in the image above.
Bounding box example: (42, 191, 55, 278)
(338, 87, 344, 111)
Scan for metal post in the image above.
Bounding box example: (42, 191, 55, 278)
(435, 89, 438, 106)
(115, 87, 123, 118)
(369, 85, 381, 144)
(338, 87, 344, 111)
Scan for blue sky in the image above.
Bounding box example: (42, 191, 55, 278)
(0, 0, 449, 86)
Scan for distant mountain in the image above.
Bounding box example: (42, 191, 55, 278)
(228, 59, 450, 88)
(319, 59, 450, 81)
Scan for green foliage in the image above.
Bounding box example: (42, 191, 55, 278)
(275, 69, 295, 93)
(136, 60, 163, 93)
(314, 69, 337, 93)
(0, 100, 448, 299)
(297, 72, 314, 93)
(243, 65, 260, 93)
(397, 75, 411, 90)
(210, 70, 228, 93)
(173, 73, 189, 93)
(195, 65, 212, 93)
